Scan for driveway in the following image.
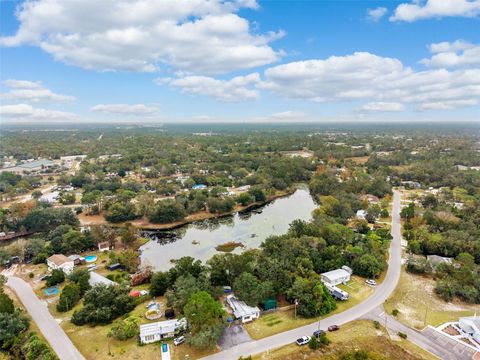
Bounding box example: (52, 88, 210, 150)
(6, 276, 85, 360)
(218, 324, 252, 350)
(365, 307, 478, 360)
(202, 191, 403, 359)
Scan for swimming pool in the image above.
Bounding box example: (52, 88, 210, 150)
(44, 287, 59, 296)
(85, 255, 97, 263)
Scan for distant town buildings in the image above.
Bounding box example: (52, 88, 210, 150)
(0, 159, 55, 175)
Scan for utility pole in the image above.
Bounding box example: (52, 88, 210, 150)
(294, 299, 298, 319)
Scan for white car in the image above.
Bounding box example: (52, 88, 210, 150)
(173, 336, 185, 346)
(139, 290, 148, 296)
(366, 279, 377, 286)
(295, 336, 311, 346)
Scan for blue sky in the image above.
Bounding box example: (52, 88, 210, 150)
(1, 0, 479, 123)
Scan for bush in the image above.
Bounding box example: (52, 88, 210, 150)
(398, 332, 407, 339)
(318, 331, 330, 346)
(56, 283, 81, 312)
(308, 335, 319, 349)
(0, 292, 14, 314)
(28, 272, 34, 279)
(373, 320, 380, 329)
(33, 252, 48, 264)
(109, 318, 139, 340)
(23, 332, 58, 360)
(45, 269, 65, 287)
(391, 309, 399, 317)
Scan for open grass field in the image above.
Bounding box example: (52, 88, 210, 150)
(245, 276, 374, 340)
(252, 320, 438, 360)
(385, 269, 478, 330)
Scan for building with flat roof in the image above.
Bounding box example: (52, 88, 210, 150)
(0, 159, 55, 175)
(139, 318, 187, 344)
(226, 294, 260, 323)
(320, 268, 351, 286)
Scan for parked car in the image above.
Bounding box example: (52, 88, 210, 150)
(139, 290, 148, 296)
(328, 325, 340, 332)
(173, 336, 185, 346)
(313, 330, 325, 338)
(366, 279, 377, 286)
(295, 336, 311, 346)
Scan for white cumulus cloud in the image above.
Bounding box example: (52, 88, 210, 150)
(91, 104, 159, 115)
(420, 40, 480, 68)
(0, 103, 78, 121)
(367, 7, 388, 21)
(390, 0, 480, 22)
(259, 51, 480, 111)
(2, 79, 75, 102)
(158, 73, 260, 101)
(0, 0, 283, 75)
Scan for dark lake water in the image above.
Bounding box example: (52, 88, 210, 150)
(139, 188, 317, 271)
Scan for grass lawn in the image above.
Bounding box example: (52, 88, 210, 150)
(50, 294, 217, 360)
(385, 269, 477, 330)
(252, 320, 438, 360)
(245, 276, 374, 340)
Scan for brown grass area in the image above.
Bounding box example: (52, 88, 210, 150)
(385, 270, 477, 329)
(345, 156, 370, 165)
(253, 320, 437, 360)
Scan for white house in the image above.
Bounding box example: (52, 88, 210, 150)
(88, 272, 117, 287)
(46, 254, 74, 274)
(139, 318, 187, 344)
(356, 209, 367, 220)
(459, 316, 480, 343)
(226, 294, 260, 323)
(320, 268, 351, 286)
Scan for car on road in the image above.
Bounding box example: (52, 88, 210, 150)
(328, 325, 340, 332)
(366, 279, 377, 286)
(313, 330, 325, 338)
(173, 336, 185, 346)
(295, 336, 311, 346)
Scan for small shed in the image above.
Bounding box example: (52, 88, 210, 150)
(262, 299, 277, 311)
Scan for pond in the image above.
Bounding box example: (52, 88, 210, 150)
(139, 187, 317, 271)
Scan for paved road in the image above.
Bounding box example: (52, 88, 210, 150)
(203, 190, 403, 359)
(6, 276, 85, 360)
(366, 307, 478, 360)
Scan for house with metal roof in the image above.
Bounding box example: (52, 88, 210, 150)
(226, 294, 260, 323)
(88, 272, 117, 287)
(320, 268, 351, 286)
(139, 318, 187, 344)
(459, 316, 480, 343)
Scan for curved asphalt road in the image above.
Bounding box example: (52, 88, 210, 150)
(203, 190, 403, 360)
(6, 276, 85, 360)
